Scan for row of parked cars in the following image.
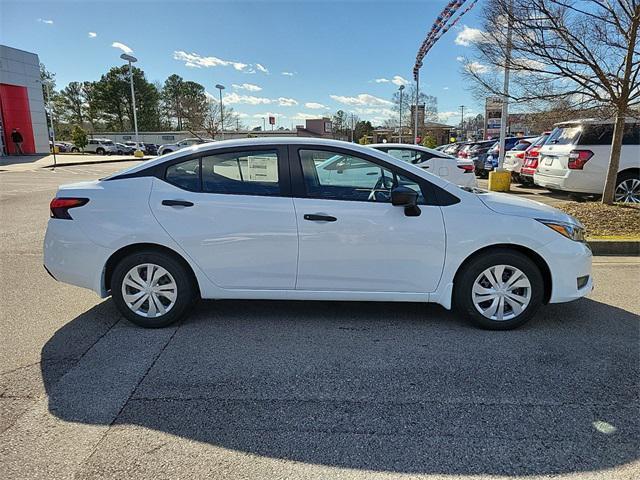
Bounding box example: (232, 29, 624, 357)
(437, 118, 640, 203)
(50, 139, 159, 156)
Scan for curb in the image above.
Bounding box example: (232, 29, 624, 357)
(587, 239, 640, 256)
(43, 157, 150, 168)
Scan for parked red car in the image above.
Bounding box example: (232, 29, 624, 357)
(520, 132, 552, 185)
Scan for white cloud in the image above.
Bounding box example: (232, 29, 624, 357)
(305, 102, 327, 109)
(253, 112, 284, 119)
(223, 93, 298, 106)
(37, 18, 54, 25)
(224, 92, 272, 105)
(374, 78, 390, 83)
(292, 112, 322, 121)
(236, 112, 250, 118)
(232, 83, 262, 92)
(391, 75, 409, 86)
(278, 97, 298, 106)
(255, 63, 269, 74)
(455, 25, 487, 46)
(281, 71, 295, 76)
(443, 87, 449, 90)
(353, 107, 396, 117)
(465, 61, 490, 74)
(438, 111, 460, 122)
(112, 42, 133, 55)
(173, 50, 246, 71)
(88, 32, 97, 38)
(330, 93, 393, 107)
(456, 56, 464, 62)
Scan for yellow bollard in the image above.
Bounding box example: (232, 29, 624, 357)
(488, 170, 511, 192)
(134, 150, 145, 158)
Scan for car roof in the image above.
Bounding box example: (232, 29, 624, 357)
(368, 143, 456, 158)
(104, 137, 451, 188)
(555, 117, 639, 127)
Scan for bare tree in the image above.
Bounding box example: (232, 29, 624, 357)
(464, 0, 640, 204)
(202, 99, 242, 138)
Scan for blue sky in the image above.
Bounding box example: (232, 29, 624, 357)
(1, 0, 486, 128)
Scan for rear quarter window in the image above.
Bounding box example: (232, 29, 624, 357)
(548, 126, 582, 145)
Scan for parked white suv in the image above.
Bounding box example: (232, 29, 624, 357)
(534, 119, 640, 202)
(158, 137, 214, 156)
(85, 138, 119, 155)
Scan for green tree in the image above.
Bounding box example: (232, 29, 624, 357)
(180, 81, 209, 130)
(354, 120, 374, 143)
(331, 110, 350, 139)
(161, 74, 185, 129)
(57, 82, 85, 126)
(421, 135, 437, 149)
(71, 125, 88, 151)
(92, 65, 161, 131)
(40, 62, 56, 104)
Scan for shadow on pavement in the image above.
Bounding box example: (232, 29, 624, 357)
(41, 298, 639, 476)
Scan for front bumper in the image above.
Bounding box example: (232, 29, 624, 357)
(539, 237, 593, 303)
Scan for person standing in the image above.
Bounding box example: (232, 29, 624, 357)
(11, 128, 24, 155)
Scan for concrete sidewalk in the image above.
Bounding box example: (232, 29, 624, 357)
(0, 153, 151, 172)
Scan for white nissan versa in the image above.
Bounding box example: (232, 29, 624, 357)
(44, 138, 592, 330)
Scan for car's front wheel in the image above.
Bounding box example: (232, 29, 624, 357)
(111, 251, 197, 328)
(96, 147, 105, 155)
(454, 249, 544, 330)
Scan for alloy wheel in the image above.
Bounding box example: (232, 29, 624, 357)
(121, 263, 177, 318)
(472, 265, 532, 321)
(614, 178, 640, 203)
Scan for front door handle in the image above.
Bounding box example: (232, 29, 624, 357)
(304, 214, 337, 222)
(162, 199, 194, 207)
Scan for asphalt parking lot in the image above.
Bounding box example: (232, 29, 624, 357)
(1, 161, 638, 479)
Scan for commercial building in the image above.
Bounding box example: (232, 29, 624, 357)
(0, 45, 49, 155)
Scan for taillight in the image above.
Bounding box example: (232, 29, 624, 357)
(524, 157, 539, 168)
(458, 151, 468, 158)
(458, 164, 474, 173)
(567, 150, 593, 170)
(515, 152, 525, 159)
(50, 197, 89, 219)
(528, 147, 540, 157)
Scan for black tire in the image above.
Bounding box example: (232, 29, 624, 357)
(96, 147, 105, 155)
(615, 170, 640, 203)
(71, 147, 79, 153)
(454, 249, 544, 330)
(111, 251, 197, 328)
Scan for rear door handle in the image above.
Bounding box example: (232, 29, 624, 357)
(162, 199, 194, 207)
(304, 214, 337, 222)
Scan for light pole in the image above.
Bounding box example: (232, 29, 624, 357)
(215, 84, 225, 140)
(120, 53, 142, 158)
(459, 105, 465, 141)
(398, 84, 405, 143)
(413, 69, 420, 144)
(44, 81, 57, 168)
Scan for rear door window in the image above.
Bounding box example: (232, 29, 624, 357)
(622, 123, 640, 145)
(579, 124, 614, 145)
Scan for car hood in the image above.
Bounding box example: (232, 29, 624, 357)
(475, 190, 580, 225)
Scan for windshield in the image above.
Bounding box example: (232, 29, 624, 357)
(547, 125, 582, 145)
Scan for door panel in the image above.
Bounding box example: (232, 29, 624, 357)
(294, 198, 446, 292)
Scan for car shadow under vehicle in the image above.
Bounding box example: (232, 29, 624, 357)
(41, 298, 639, 476)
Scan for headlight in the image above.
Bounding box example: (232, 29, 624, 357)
(538, 220, 586, 242)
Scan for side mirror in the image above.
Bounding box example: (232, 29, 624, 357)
(391, 186, 421, 217)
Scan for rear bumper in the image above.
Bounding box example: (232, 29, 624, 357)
(534, 171, 601, 194)
(539, 237, 593, 304)
(43, 219, 111, 297)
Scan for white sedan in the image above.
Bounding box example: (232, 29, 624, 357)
(370, 143, 477, 188)
(44, 138, 592, 330)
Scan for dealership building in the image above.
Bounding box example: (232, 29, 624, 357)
(0, 45, 49, 155)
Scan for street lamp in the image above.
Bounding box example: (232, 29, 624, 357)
(120, 53, 142, 157)
(398, 84, 405, 143)
(215, 84, 225, 140)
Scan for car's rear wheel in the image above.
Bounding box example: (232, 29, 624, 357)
(96, 147, 105, 155)
(111, 251, 197, 328)
(615, 171, 640, 203)
(454, 249, 544, 330)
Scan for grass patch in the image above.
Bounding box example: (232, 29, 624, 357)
(555, 202, 640, 238)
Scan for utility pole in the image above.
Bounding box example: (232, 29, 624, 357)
(497, 0, 513, 171)
(459, 105, 465, 141)
(350, 113, 355, 142)
(215, 84, 225, 139)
